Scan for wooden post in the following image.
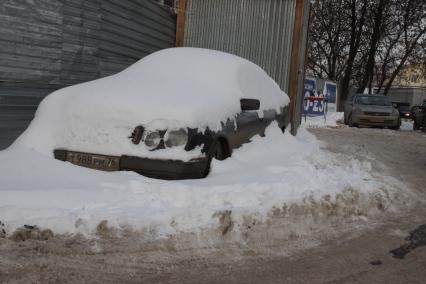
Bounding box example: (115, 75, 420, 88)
(288, 0, 306, 135)
(176, 0, 187, 47)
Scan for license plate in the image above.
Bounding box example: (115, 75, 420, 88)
(66, 151, 120, 171)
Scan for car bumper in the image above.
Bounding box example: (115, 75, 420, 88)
(54, 149, 209, 180)
(353, 114, 399, 127)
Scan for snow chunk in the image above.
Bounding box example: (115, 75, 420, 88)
(302, 112, 344, 128)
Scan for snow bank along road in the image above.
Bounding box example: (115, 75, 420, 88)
(0, 126, 425, 283)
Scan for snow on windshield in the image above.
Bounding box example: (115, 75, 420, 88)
(12, 48, 289, 158)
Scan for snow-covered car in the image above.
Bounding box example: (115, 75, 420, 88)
(17, 48, 289, 179)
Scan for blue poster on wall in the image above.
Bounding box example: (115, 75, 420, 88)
(323, 81, 338, 112)
(304, 78, 324, 117)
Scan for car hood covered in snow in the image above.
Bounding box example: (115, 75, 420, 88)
(12, 48, 289, 158)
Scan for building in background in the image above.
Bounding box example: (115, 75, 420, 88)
(383, 64, 426, 107)
(386, 88, 426, 107)
(177, 0, 311, 133)
(0, 0, 177, 149)
(392, 64, 426, 88)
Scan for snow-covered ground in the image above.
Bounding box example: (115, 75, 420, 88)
(303, 113, 415, 132)
(0, 49, 414, 239)
(0, 123, 407, 237)
(302, 112, 344, 128)
(401, 119, 414, 131)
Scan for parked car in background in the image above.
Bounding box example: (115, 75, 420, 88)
(393, 102, 411, 119)
(413, 100, 426, 131)
(23, 48, 290, 180)
(344, 94, 400, 129)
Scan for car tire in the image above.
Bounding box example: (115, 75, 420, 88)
(203, 139, 230, 177)
(390, 118, 401, 130)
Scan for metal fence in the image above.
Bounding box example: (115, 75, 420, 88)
(181, 0, 310, 133)
(0, 0, 176, 150)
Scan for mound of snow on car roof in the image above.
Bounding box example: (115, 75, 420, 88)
(0, 123, 407, 237)
(13, 48, 289, 157)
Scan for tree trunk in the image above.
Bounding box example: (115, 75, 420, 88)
(338, 0, 368, 111)
(357, 0, 387, 93)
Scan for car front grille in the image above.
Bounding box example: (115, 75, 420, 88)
(364, 112, 389, 116)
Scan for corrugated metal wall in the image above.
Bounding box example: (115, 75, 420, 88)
(183, 0, 310, 131)
(185, 0, 296, 92)
(0, 0, 176, 150)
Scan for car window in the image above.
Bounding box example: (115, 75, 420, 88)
(398, 105, 410, 111)
(355, 96, 391, 106)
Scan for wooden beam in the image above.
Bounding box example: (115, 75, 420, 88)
(288, 0, 306, 135)
(175, 0, 187, 47)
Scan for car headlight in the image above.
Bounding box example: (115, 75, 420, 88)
(164, 129, 188, 148)
(144, 131, 162, 149)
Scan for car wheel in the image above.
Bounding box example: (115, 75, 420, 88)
(203, 139, 230, 177)
(390, 118, 401, 130)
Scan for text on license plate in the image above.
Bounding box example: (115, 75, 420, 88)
(66, 152, 120, 171)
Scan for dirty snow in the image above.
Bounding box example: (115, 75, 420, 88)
(0, 123, 406, 237)
(302, 112, 344, 128)
(13, 47, 289, 159)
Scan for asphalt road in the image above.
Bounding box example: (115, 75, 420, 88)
(0, 127, 425, 283)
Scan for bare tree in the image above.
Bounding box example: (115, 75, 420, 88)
(307, 0, 426, 109)
(382, 0, 426, 94)
(356, 0, 389, 94)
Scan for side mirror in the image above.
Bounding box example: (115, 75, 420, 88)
(392, 103, 398, 108)
(240, 98, 260, 111)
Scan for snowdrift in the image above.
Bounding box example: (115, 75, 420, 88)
(0, 123, 408, 237)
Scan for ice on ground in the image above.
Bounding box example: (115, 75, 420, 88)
(12, 47, 289, 159)
(0, 123, 408, 237)
(302, 112, 344, 128)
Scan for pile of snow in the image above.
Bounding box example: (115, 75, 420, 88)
(13, 47, 289, 159)
(0, 123, 407, 237)
(302, 112, 344, 128)
(400, 119, 414, 131)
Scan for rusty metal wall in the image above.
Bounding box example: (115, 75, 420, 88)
(183, 0, 310, 130)
(294, 0, 311, 128)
